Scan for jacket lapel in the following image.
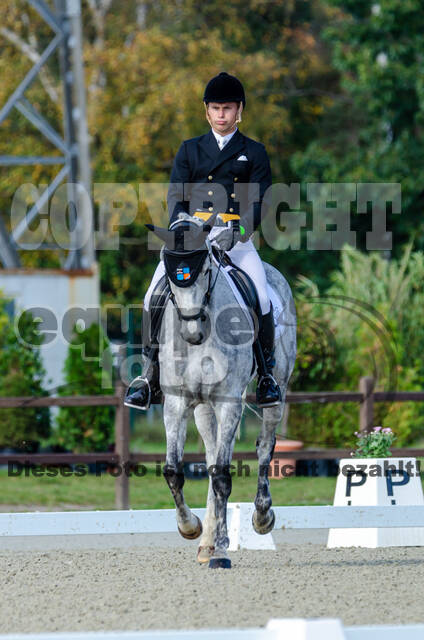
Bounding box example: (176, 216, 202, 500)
(198, 130, 220, 161)
(208, 129, 245, 172)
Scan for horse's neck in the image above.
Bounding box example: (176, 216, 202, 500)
(209, 260, 236, 304)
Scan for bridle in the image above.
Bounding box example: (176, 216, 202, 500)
(167, 245, 223, 322)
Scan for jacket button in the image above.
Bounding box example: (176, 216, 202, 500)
(208, 175, 213, 180)
(229, 208, 234, 213)
(208, 190, 213, 196)
(231, 193, 235, 198)
(208, 207, 213, 212)
(234, 177, 238, 182)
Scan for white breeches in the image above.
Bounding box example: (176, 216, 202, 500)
(144, 237, 271, 315)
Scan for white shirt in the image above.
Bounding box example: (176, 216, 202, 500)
(211, 127, 238, 151)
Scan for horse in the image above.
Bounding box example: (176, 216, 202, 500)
(146, 214, 296, 568)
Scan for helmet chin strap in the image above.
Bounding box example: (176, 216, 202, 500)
(204, 102, 212, 127)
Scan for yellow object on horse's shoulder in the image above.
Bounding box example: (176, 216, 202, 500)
(193, 211, 212, 221)
(219, 213, 241, 223)
(194, 211, 241, 223)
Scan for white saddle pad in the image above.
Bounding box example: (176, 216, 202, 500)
(212, 255, 285, 338)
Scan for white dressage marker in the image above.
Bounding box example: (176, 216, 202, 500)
(2, 504, 424, 550)
(328, 458, 424, 548)
(0, 503, 275, 551)
(273, 505, 424, 529)
(267, 617, 345, 639)
(228, 502, 275, 551)
(0, 508, 206, 537)
(3, 621, 424, 640)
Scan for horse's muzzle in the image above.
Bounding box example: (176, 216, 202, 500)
(180, 318, 207, 345)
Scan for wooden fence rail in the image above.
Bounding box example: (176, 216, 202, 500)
(1, 376, 424, 509)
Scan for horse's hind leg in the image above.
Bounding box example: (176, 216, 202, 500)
(194, 403, 217, 563)
(253, 403, 284, 534)
(163, 395, 202, 539)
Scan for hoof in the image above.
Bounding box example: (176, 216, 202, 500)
(209, 557, 231, 569)
(252, 508, 275, 535)
(197, 545, 215, 564)
(177, 514, 203, 540)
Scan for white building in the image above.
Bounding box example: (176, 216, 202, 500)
(0, 266, 100, 390)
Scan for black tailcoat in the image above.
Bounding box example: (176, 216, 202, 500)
(167, 129, 272, 235)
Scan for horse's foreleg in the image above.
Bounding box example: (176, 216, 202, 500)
(163, 396, 202, 540)
(194, 404, 218, 563)
(253, 403, 284, 534)
(209, 400, 243, 569)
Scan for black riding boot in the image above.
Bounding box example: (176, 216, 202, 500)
(124, 346, 162, 410)
(124, 293, 166, 410)
(254, 308, 282, 408)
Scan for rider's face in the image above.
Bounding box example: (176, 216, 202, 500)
(207, 102, 240, 135)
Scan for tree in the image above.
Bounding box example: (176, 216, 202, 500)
(291, 0, 424, 272)
(0, 0, 339, 295)
(55, 323, 114, 452)
(289, 244, 424, 447)
(0, 302, 50, 450)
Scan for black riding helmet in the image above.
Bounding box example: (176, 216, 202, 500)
(203, 72, 246, 107)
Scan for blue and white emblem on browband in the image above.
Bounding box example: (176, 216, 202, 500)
(176, 267, 191, 281)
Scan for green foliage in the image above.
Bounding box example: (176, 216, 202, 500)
(288, 246, 424, 447)
(0, 0, 339, 296)
(291, 0, 424, 259)
(0, 303, 50, 450)
(352, 426, 396, 458)
(55, 324, 114, 453)
(2, 0, 424, 293)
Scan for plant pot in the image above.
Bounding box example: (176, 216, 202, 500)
(328, 457, 424, 548)
(269, 438, 303, 479)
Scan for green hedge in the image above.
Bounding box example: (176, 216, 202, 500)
(55, 323, 114, 453)
(288, 245, 424, 448)
(0, 304, 50, 450)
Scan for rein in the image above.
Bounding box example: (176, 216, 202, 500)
(168, 249, 223, 322)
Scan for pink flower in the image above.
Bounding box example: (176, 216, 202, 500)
(373, 426, 382, 432)
(382, 428, 392, 434)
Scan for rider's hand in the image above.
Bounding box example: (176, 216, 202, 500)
(233, 227, 250, 244)
(213, 227, 235, 251)
(236, 217, 252, 243)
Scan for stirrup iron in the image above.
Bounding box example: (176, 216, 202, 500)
(124, 375, 152, 411)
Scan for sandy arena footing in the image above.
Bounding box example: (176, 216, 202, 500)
(1, 531, 424, 633)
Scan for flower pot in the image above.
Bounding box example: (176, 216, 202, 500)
(328, 457, 424, 548)
(269, 438, 303, 479)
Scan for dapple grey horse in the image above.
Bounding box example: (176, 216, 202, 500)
(147, 216, 296, 568)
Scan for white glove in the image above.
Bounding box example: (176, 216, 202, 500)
(212, 227, 235, 251)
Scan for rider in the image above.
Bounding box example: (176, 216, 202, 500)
(126, 71, 282, 409)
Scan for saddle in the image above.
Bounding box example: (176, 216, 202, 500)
(193, 211, 261, 326)
(211, 246, 262, 331)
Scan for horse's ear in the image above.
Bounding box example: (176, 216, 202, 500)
(145, 218, 213, 251)
(145, 224, 174, 247)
